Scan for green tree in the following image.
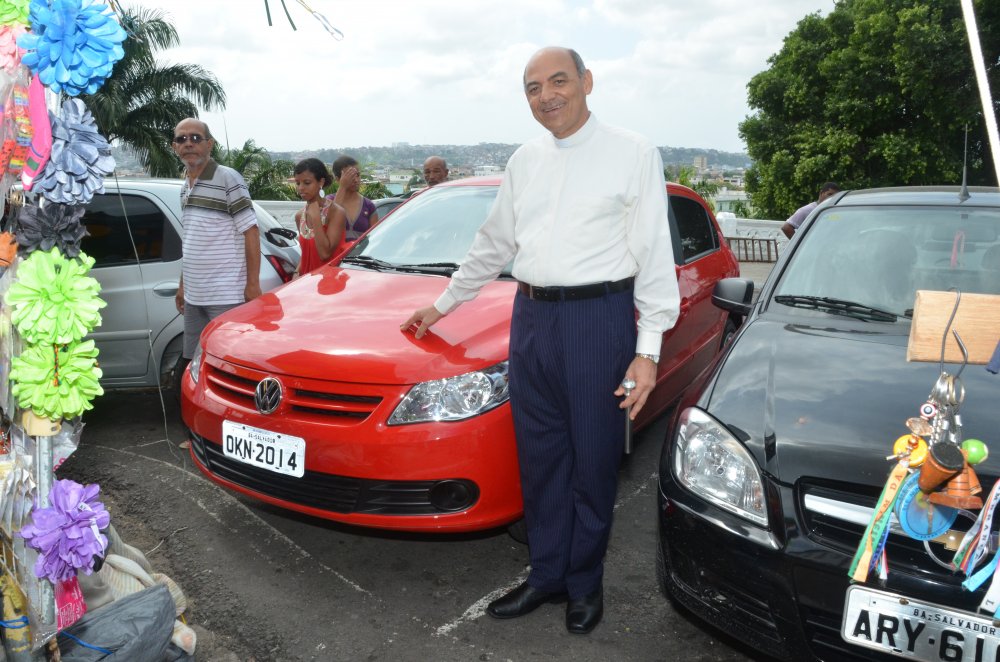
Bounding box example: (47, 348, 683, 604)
(739, 0, 1000, 219)
(80, 7, 227, 177)
(215, 140, 295, 200)
(666, 165, 722, 211)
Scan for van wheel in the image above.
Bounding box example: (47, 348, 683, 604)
(159, 336, 186, 403)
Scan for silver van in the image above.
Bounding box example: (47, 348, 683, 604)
(79, 178, 300, 390)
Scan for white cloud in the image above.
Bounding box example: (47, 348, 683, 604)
(126, 0, 835, 152)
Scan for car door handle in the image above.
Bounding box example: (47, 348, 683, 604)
(680, 300, 692, 313)
(152, 282, 179, 297)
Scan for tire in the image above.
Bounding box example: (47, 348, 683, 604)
(655, 534, 670, 597)
(159, 336, 186, 403)
(720, 317, 738, 351)
(507, 518, 528, 545)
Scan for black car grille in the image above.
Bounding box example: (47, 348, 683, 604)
(190, 432, 479, 515)
(800, 481, 984, 581)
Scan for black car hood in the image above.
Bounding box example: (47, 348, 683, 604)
(704, 314, 999, 489)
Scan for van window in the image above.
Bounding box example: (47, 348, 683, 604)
(671, 196, 717, 262)
(81, 194, 181, 267)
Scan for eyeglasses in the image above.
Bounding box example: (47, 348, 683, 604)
(172, 134, 207, 144)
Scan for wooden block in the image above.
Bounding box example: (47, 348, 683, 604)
(19, 411, 60, 436)
(907, 290, 1000, 364)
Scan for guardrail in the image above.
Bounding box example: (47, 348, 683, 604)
(724, 236, 779, 262)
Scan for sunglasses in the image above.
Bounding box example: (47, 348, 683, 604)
(172, 134, 207, 144)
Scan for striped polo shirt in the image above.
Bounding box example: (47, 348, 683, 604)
(180, 159, 258, 306)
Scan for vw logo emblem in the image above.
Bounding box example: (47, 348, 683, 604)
(254, 377, 282, 415)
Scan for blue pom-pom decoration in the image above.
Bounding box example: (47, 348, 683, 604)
(17, 0, 126, 96)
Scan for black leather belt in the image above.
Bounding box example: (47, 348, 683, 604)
(517, 276, 634, 302)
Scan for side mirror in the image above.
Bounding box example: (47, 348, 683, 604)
(265, 227, 298, 247)
(712, 278, 754, 316)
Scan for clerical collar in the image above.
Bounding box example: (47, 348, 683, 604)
(553, 113, 597, 148)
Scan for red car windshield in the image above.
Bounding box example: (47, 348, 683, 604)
(343, 185, 509, 275)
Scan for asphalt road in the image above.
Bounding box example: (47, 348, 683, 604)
(57, 390, 765, 662)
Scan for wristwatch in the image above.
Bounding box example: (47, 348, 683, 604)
(636, 353, 659, 365)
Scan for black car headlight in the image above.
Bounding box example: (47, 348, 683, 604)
(673, 407, 767, 526)
(388, 361, 509, 425)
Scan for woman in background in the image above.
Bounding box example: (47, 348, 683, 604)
(330, 155, 379, 243)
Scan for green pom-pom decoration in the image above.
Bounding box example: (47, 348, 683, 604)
(963, 439, 989, 465)
(10, 340, 103, 420)
(0, 0, 29, 27)
(5, 248, 106, 345)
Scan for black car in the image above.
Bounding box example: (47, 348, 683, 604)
(657, 186, 1000, 662)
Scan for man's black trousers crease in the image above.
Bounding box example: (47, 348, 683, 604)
(508, 286, 636, 600)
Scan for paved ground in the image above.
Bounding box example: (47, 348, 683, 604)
(59, 392, 767, 662)
(739, 260, 776, 288)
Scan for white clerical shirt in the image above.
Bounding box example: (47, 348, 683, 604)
(434, 115, 680, 356)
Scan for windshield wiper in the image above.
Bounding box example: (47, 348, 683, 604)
(393, 261, 461, 275)
(773, 295, 899, 322)
(340, 255, 395, 271)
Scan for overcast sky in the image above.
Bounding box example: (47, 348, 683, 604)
(132, 0, 835, 153)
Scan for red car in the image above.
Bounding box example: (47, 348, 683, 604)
(181, 177, 739, 533)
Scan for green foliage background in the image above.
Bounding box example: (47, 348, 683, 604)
(739, 0, 999, 219)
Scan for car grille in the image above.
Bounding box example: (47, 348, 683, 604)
(800, 481, 982, 580)
(204, 360, 384, 422)
(190, 432, 478, 515)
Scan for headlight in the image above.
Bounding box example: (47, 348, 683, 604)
(188, 345, 203, 385)
(388, 361, 509, 425)
(673, 407, 767, 526)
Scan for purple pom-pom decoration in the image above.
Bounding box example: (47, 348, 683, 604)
(20, 478, 110, 583)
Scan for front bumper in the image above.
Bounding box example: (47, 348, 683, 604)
(658, 473, 992, 662)
(182, 354, 522, 533)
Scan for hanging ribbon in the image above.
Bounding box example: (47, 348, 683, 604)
(849, 461, 910, 582)
(954, 480, 1000, 578)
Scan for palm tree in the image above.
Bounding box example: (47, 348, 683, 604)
(80, 7, 226, 177)
(215, 140, 296, 200)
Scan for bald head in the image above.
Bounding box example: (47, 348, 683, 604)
(423, 156, 449, 187)
(174, 117, 213, 140)
(523, 46, 585, 85)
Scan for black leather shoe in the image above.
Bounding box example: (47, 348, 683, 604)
(486, 582, 567, 619)
(566, 587, 603, 634)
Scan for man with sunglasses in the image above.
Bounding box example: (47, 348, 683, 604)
(172, 118, 261, 373)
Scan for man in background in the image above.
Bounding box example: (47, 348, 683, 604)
(781, 181, 841, 238)
(422, 156, 449, 187)
(172, 117, 261, 370)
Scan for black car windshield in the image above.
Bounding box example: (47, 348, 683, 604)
(343, 185, 512, 275)
(773, 204, 1000, 319)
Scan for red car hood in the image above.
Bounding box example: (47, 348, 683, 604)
(202, 266, 515, 385)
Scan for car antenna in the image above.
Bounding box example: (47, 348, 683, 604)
(959, 125, 971, 203)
